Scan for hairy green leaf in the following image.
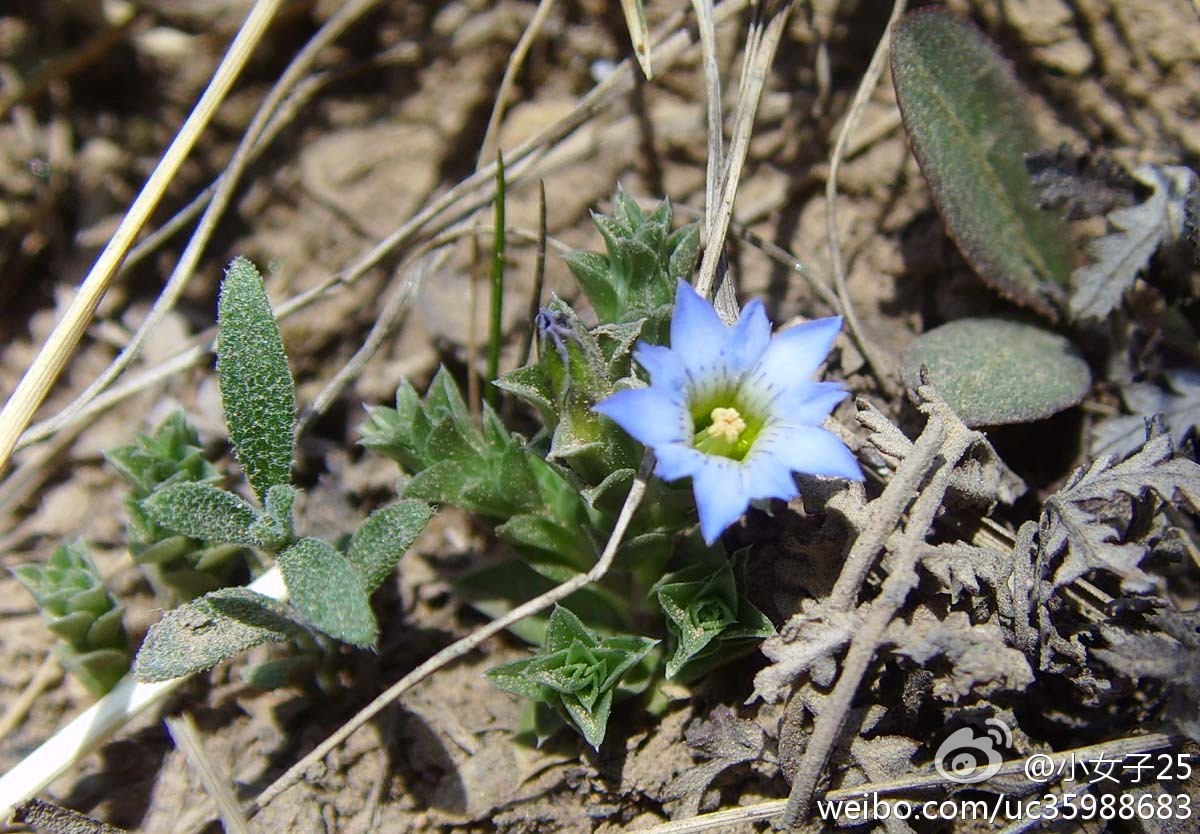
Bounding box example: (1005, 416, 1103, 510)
(142, 482, 262, 545)
(346, 500, 432, 591)
(278, 538, 378, 647)
(891, 9, 1073, 319)
(901, 318, 1091, 427)
(134, 587, 301, 682)
(217, 257, 296, 501)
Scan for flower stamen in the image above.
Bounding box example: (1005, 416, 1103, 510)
(707, 407, 746, 443)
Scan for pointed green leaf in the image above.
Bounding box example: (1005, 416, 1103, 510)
(346, 500, 432, 591)
(891, 9, 1073, 319)
(217, 257, 296, 500)
(142, 483, 262, 545)
(278, 538, 378, 647)
(901, 318, 1091, 427)
(134, 587, 301, 682)
(564, 251, 619, 322)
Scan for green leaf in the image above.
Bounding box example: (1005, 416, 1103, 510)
(346, 500, 432, 591)
(891, 9, 1073, 319)
(142, 482, 262, 546)
(134, 587, 302, 682)
(278, 538, 378, 647)
(217, 257, 296, 501)
(901, 318, 1091, 427)
(455, 560, 630, 645)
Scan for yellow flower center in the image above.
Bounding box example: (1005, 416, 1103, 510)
(706, 407, 746, 444)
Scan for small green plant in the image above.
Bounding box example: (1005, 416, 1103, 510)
(105, 410, 249, 601)
(13, 542, 130, 696)
(363, 193, 859, 747)
(133, 257, 431, 683)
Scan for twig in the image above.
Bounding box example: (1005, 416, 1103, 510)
(827, 397, 946, 612)
(295, 250, 437, 437)
(165, 713, 251, 834)
(694, 1, 795, 303)
(245, 453, 655, 818)
(0, 0, 286, 473)
(37, 0, 385, 450)
(0, 656, 61, 741)
(477, 0, 557, 166)
(619, 0, 654, 78)
(778, 398, 978, 828)
(823, 0, 906, 396)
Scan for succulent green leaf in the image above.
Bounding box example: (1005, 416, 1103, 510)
(485, 607, 657, 749)
(134, 587, 302, 682)
(217, 257, 296, 501)
(901, 318, 1091, 427)
(652, 550, 775, 680)
(142, 482, 262, 546)
(891, 9, 1073, 319)
(278, 538, 378, 647)
(346, 500, 432, 591)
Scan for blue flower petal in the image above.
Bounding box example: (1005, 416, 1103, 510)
(743, 453, 800, 502)
(727, 299, 771, 372)
(768, 381, 849, 425)
(653, 442, 706, 481)
(593, 388, 688, 447)
(749, 316, 843, 391)
(634, 343, 687, 391)
(765, 423, 863, 481)
(670, 280, 726, 375)
(691, 457, 751, 544)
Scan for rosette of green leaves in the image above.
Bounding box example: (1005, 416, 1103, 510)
(133, 258, 431, 683)
(486, 606, 658, 748)
(564, 190, 699, 340)
(13, 542, 130, 695)
(361, 368, 602, 576)
(105, 411, 247, 599)
(652, 547, 774, 681)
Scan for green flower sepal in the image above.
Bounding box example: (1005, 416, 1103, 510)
(497, 299, 642, 484)
(486, 606, 658, 749)
(652, 546, 774, 681)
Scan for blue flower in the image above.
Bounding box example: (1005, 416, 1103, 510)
(594, 280, 862, 543)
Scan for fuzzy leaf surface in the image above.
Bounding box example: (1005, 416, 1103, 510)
(217, 257, 296, 501)
(891, 9, 1072, 318)
(134, 587, 301, 682)
(901, 318, 1090, 426)
(142, 483, 262, 545)
(346, 500, 432, 591)
(278, 537, 378, 647)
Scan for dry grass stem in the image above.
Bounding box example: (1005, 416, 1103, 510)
(165, 713, 251, 834)
(823, 0, 906, 395)
(0, 0, 286, 472)
(694, 2, 795, 306)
